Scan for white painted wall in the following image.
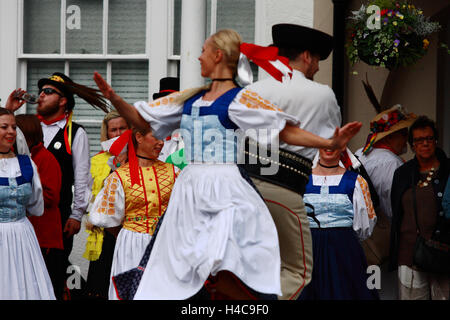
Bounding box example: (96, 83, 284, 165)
(256, 0, 314, 45)
(255, 0, 314, 80)
(0, 0, 19, 106)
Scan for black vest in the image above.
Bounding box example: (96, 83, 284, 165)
(46, 122, 82, 223)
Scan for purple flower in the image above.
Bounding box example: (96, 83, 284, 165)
(394, 39, 400, 47)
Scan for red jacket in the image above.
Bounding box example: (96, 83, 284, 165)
(28, 142, 64, 249)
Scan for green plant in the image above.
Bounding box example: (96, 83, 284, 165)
(346, 1, 441, 70)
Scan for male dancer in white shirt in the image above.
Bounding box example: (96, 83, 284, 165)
(245, 24, 341, 300)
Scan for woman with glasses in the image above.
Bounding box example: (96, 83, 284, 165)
(390, 116, 449, 300)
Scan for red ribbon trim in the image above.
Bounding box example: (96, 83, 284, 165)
(37, 113, 66, 126)
(110, 129, 141, 186)
(240, 43, 292, 82)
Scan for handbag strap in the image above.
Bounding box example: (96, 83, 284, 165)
(411, 174, 422, 236)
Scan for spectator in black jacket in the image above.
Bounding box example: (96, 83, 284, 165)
(389, 116, 449, 300)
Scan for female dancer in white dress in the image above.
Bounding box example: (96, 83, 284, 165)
(93, 29, 362, 300)
(0, 107, 55, 300)
(299, 147, 378, 299)
(88, 126, 177, 300)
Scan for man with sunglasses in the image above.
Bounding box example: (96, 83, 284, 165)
(6, 72, 109, 300)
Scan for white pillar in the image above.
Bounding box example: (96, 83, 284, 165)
(148, 0, 169, 100)
(0, 0, 19, 106)
(179, 0, 206, 90)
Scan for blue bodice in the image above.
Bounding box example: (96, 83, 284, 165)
(303, 170, 358, 229)
(179, 88, 241, 164)
(0, 155, 33, 223)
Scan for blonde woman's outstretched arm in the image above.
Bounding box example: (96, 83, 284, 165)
(93, 71, 149, 131)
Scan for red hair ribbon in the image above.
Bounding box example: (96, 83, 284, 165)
(240, 43, 293, 82)
(110, 129, 141, 186)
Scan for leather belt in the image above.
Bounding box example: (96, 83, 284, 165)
(241, 139, 312, 196)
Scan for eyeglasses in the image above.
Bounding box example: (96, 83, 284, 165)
(39, 87, 63, 97)
(413, 136, 435, 145)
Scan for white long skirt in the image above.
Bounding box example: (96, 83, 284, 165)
(134, 164, 282, 300)
(0, 217, 55, 300)
(109, 228, 152, 300)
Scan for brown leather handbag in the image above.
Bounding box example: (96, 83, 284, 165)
(411, 184, 450, 274)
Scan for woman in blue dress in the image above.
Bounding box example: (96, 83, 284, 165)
(0, 107, 55, 299)
(92, 29, 362, 300)
(299, 147, 379, 300)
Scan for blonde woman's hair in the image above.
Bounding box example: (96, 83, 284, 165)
(211, 29, 242, 73)
(100, 110, 130, 142)
(173, 29, 242, 106)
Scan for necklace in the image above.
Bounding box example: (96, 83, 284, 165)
(211, 78, 234, 82)
(417, 167, 435, 188)
(136, 154, 154, 161)
(318, 161, 339, 169)
(0, 150, 13, 159)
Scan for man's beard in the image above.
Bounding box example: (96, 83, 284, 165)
(37, 103, 60, 117)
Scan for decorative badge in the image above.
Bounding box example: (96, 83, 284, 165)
(54, 141, 62, 150)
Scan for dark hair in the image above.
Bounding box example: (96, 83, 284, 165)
(277, 46, 307, 61)
(0, 107, 14, 117)
(277, 45, 321, 62)
(15, 114, 43, 148)
(408, 115, 438, 148)
(131, 125, 152, 150)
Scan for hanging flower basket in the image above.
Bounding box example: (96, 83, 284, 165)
(346, 0, 441, 70)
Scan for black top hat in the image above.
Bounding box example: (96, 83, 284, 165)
(153, 77, 180, 100)
(38, 72, 75, 110)
(272, 24, 334, 60)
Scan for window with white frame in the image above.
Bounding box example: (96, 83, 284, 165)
(20, 0, 148, 157)
(20, 0, 257, 156)
(170, 0, 258, 80)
